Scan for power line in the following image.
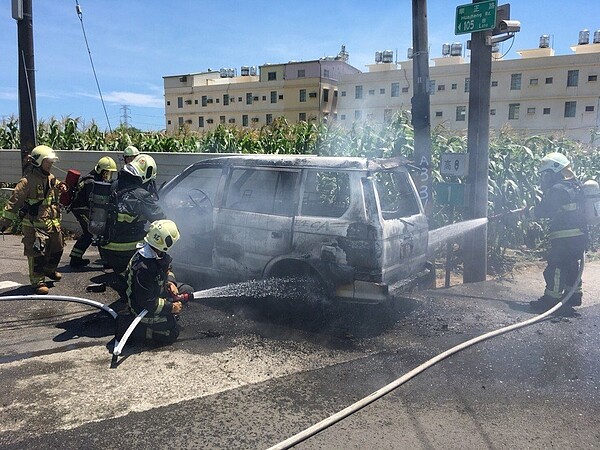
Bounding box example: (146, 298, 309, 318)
(75, 0, 112, 132)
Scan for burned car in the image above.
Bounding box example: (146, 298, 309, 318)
(159, 155, 433, 303)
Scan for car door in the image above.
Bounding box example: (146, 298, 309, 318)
(214, 167, 299, 280)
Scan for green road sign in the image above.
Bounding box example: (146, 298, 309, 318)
(434, 182, 469, 207)
(455, 0, 497, 35)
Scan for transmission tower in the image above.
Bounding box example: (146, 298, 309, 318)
(120, 104, 131, 127)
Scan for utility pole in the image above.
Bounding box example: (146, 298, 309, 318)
(463, 0, 493, 283)
(13, 0, 37, 174)
(411, 0, 433, 215)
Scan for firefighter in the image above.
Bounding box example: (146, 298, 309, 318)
(68, 156, 117, 267)
(122, 145, 140, 165)
(524, 153, 588, 312)
(100, 154, 165, 277)
(122, 219, 193, 343)
(0, 145, 68, 294)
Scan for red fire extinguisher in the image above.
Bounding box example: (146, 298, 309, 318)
(59, 169, 81, 207)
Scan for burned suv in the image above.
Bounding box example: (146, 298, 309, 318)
(159, 155, 433, 303)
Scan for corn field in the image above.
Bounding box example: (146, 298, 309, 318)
(1, 114, 599, 269)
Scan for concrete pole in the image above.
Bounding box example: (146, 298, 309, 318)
(463, 2, 492, 283)
(411, 0, 432, 215)
(15, 0, 37, 174)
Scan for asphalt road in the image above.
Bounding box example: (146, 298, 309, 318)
(0, 233, 599, 449)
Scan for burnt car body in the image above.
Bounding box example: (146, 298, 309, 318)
(159, 155, 433, 303)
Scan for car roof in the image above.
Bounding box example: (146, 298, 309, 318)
(190, 154, 410, 171)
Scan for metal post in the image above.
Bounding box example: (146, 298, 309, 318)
(411, 0, 433, 215)
(463, 1, 492, 283)
(15, 0, 37, 174)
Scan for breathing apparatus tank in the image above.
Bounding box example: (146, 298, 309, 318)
(88, 181, 113, 241)
(582, 179, 600, 227)
(59, 169, 81, 208)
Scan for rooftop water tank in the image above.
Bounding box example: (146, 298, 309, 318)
(539, 34, 550, 48)
(407, 47, 413, 59)
(375, 51, 383, 63)
(578, 29, 590, 45)
(442, 43, 451, 56)
(594, 30, 600, 44)
(241, 66, 250, 76)
(219, 68, 228, 78)
(450, 42, 463, 56)
(382, 50, 394, 63)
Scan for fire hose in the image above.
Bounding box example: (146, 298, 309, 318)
(0, 294, 117, 318)
(266, 257, 586, 450)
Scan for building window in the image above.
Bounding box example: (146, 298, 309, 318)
(491, 80, 498, 87)
(545, 77, 553, 84)
(220, 116, 226, 124)
(201, 96, 207, 107)
(194, 99, 199, 105)
(355, 85, 363, 99)
(464, 78, 470, 92)
(323, 88, 329, 102)
(564, 101, 576, 117)
(567, 70, 579, 87)
(451, 83, 457, 90)
(490, 109, 496, 115)
(238, 97, 242, 102)
(178, 117, 184, 126)
(391, 82, 400, 97)
(279, 94, 284, 100)
(435, 111, 443, 117)
(299, 112, 307, 122)
(341, 91, 346, 97)
(266, 114, 273, 124)
(268, 71, 276, 81)
(384, 109, 393, 123)
(585, 105, 595, 112)
(402, 87, 409, 93)
(543, 108, 551, 115)
(380, 88, 386, 94)
(198, 116, 204, 128)
(323, 69, 330, 78)
(510, 73, 522, 90)
(456, 106, 466, 121)
(588, 75, 598, 82)
(246, 93, 253, 105)
(355, 110, 362, 120)
(261, 96, 266, 101)
(527, 107, 536, 114)
(167, 120, 171, 125)
(177, 97, 183, 108)
(223, 94, 229, 106)
(242, 115, 248, 126)
(270, 91, 277, 104)
(297, 69, 305, 78)
(529, 78, 538, 85)
(299, 89, 306, 102)
(340, 114, 346, 120)
(508, 103, 520, 120)
(166, 101, 171, 106)
(437, 84, 445, 91)
(368, 89, 375, 96)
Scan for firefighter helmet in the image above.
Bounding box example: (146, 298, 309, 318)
(30, 145, 59, 167)
(539, 152, 571, 174)
(123, 155, 157, 183)
(94, 156, 117, 175)
(144, 219, 180, 252)
(123, 145, 140, 158)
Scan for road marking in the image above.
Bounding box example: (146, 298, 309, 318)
(0, 281, 22, 290)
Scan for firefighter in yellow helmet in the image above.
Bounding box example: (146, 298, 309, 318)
(100, 154, 165, 277)
(121, 219, 193, 343)
(0, 145, 68, 294)
(68, 156, 117, 267)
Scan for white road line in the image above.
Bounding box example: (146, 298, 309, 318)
(0, 281, 22, 290)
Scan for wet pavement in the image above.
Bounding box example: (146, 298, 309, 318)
(0, 233, 599, 449)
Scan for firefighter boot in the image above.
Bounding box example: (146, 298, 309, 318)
(529, 295, 559, 312)
(34, 282, 49, 295)
(69, 257, 90, 268)
(45, 271, 63, 281)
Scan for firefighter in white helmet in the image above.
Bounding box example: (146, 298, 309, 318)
(122, 145, 140, 165)
(0, 145, 68, 294)
(121, 219, 193, 343)
(68, 156, 117, 267)
(100, 154, 165, 277)
(522, 152, 588, 312)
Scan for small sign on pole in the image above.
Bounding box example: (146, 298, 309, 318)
(455, 0, 497, 35)
(440, 153, 469, 177)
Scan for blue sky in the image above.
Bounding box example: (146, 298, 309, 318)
(1, 1, 598, 131)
